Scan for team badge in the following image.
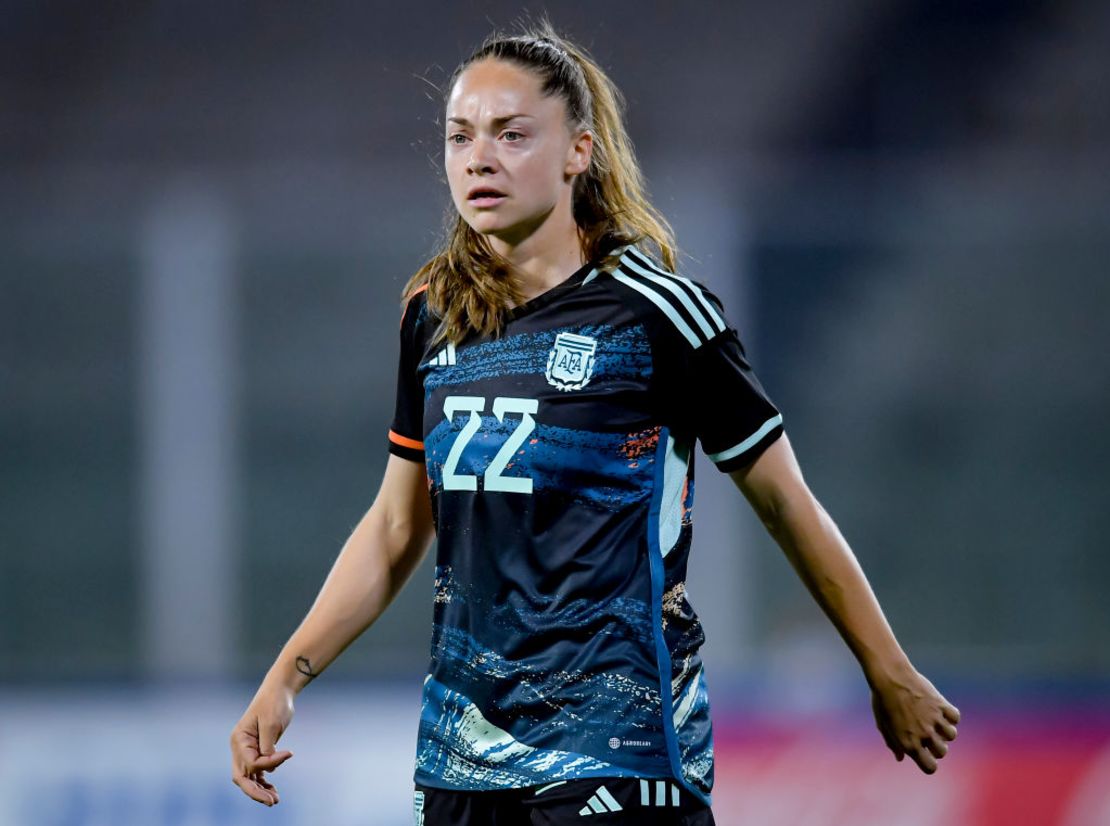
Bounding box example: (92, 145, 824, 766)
(545, 332, 597, 391)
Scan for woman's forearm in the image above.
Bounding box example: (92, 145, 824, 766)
(262, 504, 433, 695)
(763, 491, 911, 687)
(733, 438, 913, 687)
(734, 438, 959, 774)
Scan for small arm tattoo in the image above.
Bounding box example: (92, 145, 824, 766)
(296, 656, 320, 682)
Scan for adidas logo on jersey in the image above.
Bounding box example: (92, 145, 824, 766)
(578, 784, 623, 816)
(428, 342, 456, 367)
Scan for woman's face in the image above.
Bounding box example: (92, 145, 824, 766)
(445, 58, 591, 247)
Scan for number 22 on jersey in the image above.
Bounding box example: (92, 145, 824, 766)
(441, 396, 537, 494)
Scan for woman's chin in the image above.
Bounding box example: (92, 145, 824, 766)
(460, 203, 556, 248)
(466, 219, 504, 236)
(465, 219, 529, 247)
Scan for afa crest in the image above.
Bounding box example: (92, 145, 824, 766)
(545, 332, 597, 391)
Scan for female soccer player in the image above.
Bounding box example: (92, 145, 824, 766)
(230, 22, 959, 825)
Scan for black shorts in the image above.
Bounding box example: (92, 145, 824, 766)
(414, 778, 715, 825)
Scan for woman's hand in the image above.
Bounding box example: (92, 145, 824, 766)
(870, 667, 959, 774)
(230, 683, 296, 806)
(225, 457, 434, 807)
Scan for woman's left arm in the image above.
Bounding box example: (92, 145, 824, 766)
(730, 434, 960, 774)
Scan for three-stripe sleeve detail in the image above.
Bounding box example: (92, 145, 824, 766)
(619, 257, 717, 340)
(611, 269, 704, 348)
(610, 249, 726, 349)
(625, 249, 726, 334)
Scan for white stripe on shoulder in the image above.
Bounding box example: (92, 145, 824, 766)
(580, 244, 629, 285)
(619, 255, 717, 340)
(707, 414, 784, 465)
(611, 269, 703, 348)
(626, 249, 727, 334)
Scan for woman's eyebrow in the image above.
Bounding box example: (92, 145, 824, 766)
(446, 114, 535, 127)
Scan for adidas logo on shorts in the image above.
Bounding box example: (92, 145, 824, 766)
(578, 784, 623, 816)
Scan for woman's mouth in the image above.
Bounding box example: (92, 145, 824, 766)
(468, 189, 507, 208)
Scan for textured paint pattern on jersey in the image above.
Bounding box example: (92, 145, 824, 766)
(418, 561, 673, 788)
(422, 323, 652, 392)
(417, 676, 636, 789)
(418, 624, 670, 783)
(672, 666, 714, 791)
(433, 565, 655, 649)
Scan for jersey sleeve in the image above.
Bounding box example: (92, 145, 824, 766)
(655, 281, 784, 473)
(387, 290, 427, 463)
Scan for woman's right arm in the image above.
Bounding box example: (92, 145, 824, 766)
(229, 454, 435, 806)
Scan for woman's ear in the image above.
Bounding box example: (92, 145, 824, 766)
(566, 130, 593, 177)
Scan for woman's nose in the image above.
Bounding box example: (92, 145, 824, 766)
(467, 137, 497, 173)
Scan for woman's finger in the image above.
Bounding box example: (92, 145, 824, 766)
(876, 718, 904, 760)
(907, 745, 938, 775)
(250, 749, 294, 773)
(882, 728, 904, 760)
(232, 771, 277, 806)
(935, 719, 958, 741)
(922, 735, 948, 760)
(942, 704, 961, 724)
(252, 773, 281, 804)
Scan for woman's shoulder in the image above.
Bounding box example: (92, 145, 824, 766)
(593, 244, 729, 351)
(399, 283, 431, 329)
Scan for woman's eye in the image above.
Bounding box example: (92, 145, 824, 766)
(502, 131, 524, 141)
(447, 134, 468, 145)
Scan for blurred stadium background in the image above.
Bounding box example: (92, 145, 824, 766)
(2, 1, 1109, 824)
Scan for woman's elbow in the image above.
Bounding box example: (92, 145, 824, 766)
(745, 478, 821, 543)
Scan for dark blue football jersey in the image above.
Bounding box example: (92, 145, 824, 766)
(387, 245, 784, 805)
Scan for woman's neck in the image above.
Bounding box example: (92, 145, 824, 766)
(488, 209, 585, 304)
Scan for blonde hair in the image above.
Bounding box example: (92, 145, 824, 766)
(403, 20, 677, 345)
